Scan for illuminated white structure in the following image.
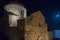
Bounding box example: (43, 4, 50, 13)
(4, 3, 27, 27)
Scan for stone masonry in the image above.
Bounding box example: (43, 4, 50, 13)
(24, 11, 48, 40)
(9, 11, 48, 40)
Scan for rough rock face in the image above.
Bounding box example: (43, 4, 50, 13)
(9, 11, 48, 40)
(24, 11, 48, 40)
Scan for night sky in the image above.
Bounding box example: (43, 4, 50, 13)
(0, 0, 60, 39)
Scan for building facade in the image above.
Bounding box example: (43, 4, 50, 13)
(4, 2, 27, 27)
(4, 3, 48, 40)
(24, 11, 48, 40)
(8, 11, 48, 40)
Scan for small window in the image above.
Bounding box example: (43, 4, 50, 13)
(21, 10, 24, 15)
(39, 23, 41, 27)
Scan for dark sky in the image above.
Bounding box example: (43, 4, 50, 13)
(0, 0, 60, 39)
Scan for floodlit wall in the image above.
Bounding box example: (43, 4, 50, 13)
(5, 8, 48, 40)
(24, 11, 48, 40)
(4, 3, 27, 27)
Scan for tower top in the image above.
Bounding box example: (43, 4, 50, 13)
(4, 2, 26, 16)
(4, 2, 27, 27)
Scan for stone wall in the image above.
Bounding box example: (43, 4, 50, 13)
(24, 11, 48, 40)
(9, 11, 48, 40)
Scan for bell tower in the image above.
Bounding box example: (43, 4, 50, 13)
(4, 2, 27, 40)
(4, 2, 27, 27)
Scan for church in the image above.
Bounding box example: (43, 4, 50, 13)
(4, 2, 51, 40)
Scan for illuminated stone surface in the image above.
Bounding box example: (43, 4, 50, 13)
(4, 3, 27, 27)
(8, 11, 48, 40)
(24, 11, 48, 40)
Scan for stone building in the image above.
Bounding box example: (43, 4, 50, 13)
(8, 11, 48, 40)
(4, 2, 27, 27)
(24, 11, 48, 40)
(4, 2, 27, 40)
(4, 2, 48, 40)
